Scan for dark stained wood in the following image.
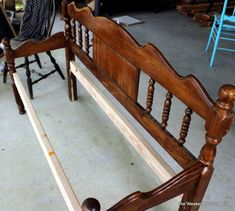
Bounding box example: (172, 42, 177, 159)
(3, 32, 66, 100)
(2, 38, 25, 114)
(62, 0, 77, 101)
(178, 108, 193, 146)
(199, 85, 235, 166)
(72, 43, 197, 169)
(71, 19, 76, 44)
(82, 198, 101, 211)
(179, 166, 214, 211)
(66, 4, 214, 121)
(107, 162, 204, 211)
(146, 78, 155, 114)
(161, 92, 173, 129)
(64, 5, 235, 210)
(13, 32, 65, 58)
(93, 36, 140, 101)
(84, 27, 90, 55)
(24, 57, 33, 99)
(78, 22, 83, 48)
(4, 1, 235, 210)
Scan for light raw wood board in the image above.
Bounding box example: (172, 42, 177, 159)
(13, 73, 82, 211)
(70, 61, 176, 183)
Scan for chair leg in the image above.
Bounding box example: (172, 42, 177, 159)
(34, 54, 42, 68)
(3, 62, 8, 83)
(46, 51, 65, 80)
(25, 57, 34, 99)
(7, 62, 26, 114)
(210, 23, 223, 67)
(205, 20, 216, 52)
(12, 82, 26, 114)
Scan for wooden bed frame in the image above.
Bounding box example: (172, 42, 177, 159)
(3, 1, 235, 210)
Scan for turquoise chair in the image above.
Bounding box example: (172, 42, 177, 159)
(205, 0, 235, 67)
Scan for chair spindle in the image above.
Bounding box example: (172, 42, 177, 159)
(161, 92, 173, 129)
(178, 108, 193, 145)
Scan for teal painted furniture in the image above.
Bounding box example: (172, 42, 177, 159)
(205, 0, 235, 67)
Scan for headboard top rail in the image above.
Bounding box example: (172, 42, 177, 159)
(66, 3, 214, 121)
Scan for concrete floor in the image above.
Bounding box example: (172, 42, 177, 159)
(1, 9, 235, 211)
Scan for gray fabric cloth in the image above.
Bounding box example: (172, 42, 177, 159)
(16, 0, 49, 41)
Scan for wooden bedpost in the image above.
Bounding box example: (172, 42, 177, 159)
(180, 85, 235, 211)
(2, 38, 25, 114)
(200, 85, 235, 166)
(61, 0, 77, 101)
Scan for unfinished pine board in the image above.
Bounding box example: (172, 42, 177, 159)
(70, 61, 176, 183)
(13, 73, 82, 211)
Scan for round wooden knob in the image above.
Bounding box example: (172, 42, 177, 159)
(82, 198, 101, 211)
(217, 85, 235, 110)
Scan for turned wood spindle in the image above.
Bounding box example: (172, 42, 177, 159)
(178, 107, 193, 145)
(85, 27, 90, 55)
(78, 22, 83, 48)
(161, 92, 173, 129)
(71, 19, 76, 43)
(146, 78, 155, 114)
(82, 198, 101, 211)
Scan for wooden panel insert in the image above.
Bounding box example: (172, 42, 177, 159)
(93, 36, 140, 101)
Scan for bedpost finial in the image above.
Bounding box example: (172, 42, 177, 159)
(61, 0, 73, 18)
(217, 84, 235, 111)
(1, 38, 14, 64)
(82, 198, 101, 211)
(1, 37, 10, 50)
(199, 84, 235, 166)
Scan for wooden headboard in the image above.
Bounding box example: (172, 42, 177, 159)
(61, 2, 235, 210)
(3, 0, 235, 210)
(61, 2, 235, 209)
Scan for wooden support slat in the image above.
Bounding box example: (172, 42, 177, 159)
(13, 73, 82, 211)
(70, 61, 176, 183)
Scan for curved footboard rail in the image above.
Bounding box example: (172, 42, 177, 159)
(81, 162, 207, 211)
(107, 162, 205, 211)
